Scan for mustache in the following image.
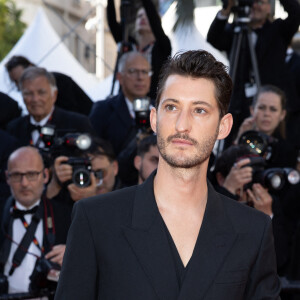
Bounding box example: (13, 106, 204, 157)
(167, 133, 198, 145)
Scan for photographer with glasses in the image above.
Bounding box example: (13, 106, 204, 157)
(89, 52, 152, 157)
(0, 146, 69, 297)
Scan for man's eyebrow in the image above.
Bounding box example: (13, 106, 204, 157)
(192, 101, 214, 108)
(160, 98, 179, 105)
(161, 98, 213, 108)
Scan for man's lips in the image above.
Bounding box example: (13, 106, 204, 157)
(171, 138, 194, 146)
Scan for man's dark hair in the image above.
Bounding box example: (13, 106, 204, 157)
(89, 137, 116, 163)
(137, 134, 157, 157)
(19, 66, 57, 90)
(5, 55, 35, 72)
(252, 84, 287, 110)
(155, 50, 232, 118)
(214, 145, 251, 178)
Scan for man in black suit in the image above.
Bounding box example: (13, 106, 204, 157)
(0, 147, 69, 295)
(6, 67, 94, 147)
(89, 51, 152, 156)
(207, 0, 300, 137)
(55, 50, 281, 299)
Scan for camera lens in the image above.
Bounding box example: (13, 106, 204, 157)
(287, 170, 300, 185)
(73, 168, 91, 187)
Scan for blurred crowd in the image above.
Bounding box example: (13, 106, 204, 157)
(0, 0, 299, 299)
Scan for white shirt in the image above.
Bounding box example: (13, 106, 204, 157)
(30, 107, 54, 146)
(124, 97, 135, 119)
(4, 200, 43, 294)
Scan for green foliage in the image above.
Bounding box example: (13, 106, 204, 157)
(0, 0, 26, 60)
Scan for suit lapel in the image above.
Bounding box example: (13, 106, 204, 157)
(23, 116, 33, 145)
(123, 173, 179, 300)
(113, 94, 135, 128)
(178, 183, 238, 300)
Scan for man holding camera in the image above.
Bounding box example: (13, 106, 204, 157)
(55, 50, 280, 299)
(0, 147, 69, 295)
(207, 0, 300, 136)
(46, 137, 123, 205)
(6, 67, 94, 147)
(89, 51, 152, 156)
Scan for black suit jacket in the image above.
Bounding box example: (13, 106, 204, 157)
(55, 173, 281, 299)
(89, 93, 136, 155)
(52, 72, 93, 116)
(0, 92, 21, 130)
(6, 106, 94, 146)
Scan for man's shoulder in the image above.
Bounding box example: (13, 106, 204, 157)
(7, 115, 28, 130)
(217, 192, 271, 230)
(75, 185, 137, 221)
(54, 107, 89, 121)
(93, 94, 123, 109)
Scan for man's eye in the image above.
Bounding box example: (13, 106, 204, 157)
(165, 104, 176, 111)
(194, 108, 206, 114)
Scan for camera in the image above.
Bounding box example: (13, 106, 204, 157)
(133, 97, 151, 133)
(63, 157, 92, 188)
(29, 257, 60, 292)
(243, 156, 300, 191)
(222, 0, 254, 21)
(238, 130, 277, 161)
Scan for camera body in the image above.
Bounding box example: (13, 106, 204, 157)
(29, 257, 60, 292)
(222, 0, 254, 21)
(133, 97, 151, 133)
(63, 157, 92, 188)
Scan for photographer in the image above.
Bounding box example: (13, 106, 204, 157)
(0, 147, 69, 296)
(7, 67, 94, 147)
(213, 145, 292, 276)
(89, 51, 152, 156)
(107, 0, 171, 99)
(207, 0, 300, 134)
(234, 85, 298, 168)
(46, 137, 123, 206)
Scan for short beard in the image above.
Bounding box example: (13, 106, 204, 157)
(157, 126, 219, 169)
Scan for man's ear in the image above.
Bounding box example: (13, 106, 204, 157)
(5, 170, 9, 185)
(216, 172, 225, 187)
(217, 113, 233, 140)
(134, 156, 142, 171)
(116, 72, 123, 86)
(112, 160, 119, 176)
(150, 107, 157, 133)
(43, 168, 49, 184)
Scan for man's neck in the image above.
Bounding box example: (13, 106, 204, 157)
(153, 159, 208, 211)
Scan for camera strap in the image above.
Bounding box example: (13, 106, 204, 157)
(8, 201, 44, 276)
(0, 194, 56, 276)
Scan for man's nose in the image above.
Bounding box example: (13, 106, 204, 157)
(175, 109, 192, 133)
(20, 174, 30, 186)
